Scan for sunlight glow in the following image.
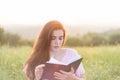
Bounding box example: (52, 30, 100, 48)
(0, 0, 120, 26)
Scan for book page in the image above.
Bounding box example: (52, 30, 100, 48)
(66, 56, 81, 65)
(47, 56, 81, 65)
(47, 57, 67, 65)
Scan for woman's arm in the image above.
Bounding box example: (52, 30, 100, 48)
(73, 73, 86, 80)
(34, 64, 45, 80)
(23, 64, 34, 80)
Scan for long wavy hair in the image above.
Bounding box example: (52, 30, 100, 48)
(24, 20, 66, 80)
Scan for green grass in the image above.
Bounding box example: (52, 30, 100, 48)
(75, 46, 120, 80)
(0, 45, 31, 80)
(0, 45, 120, 80)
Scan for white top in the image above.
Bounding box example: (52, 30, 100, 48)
(23, 48, 85, 77)
(47, 48, 85, 77)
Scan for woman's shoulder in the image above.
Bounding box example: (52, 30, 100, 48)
(66, 48, 77, 53)
(23, 64, 28, 74)
(62, 48, 81, 57)
(63, 48, 77, 53)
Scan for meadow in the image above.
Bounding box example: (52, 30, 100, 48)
(0, 45, 120, 80)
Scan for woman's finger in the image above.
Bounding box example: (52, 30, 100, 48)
(70, 67, 75, 73)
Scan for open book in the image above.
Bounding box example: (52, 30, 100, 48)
(41, 58, 83, 80)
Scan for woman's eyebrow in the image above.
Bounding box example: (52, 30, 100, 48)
(59, 36, 64, 37)
(51, 35, 56, 37)
(51, 35, 63, 37)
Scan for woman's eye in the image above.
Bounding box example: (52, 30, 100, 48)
(51, 36, 56, 40)
(59, 36, 63, 40)
(51, 36, 63, 40)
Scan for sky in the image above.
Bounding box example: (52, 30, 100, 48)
(0, 0, 120, 27)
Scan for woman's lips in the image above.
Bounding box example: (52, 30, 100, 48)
(54, 46, 59, 48)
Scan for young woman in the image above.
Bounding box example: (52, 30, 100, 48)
(23, 20, 85, 80)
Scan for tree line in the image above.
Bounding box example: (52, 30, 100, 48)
(66, 32, 120, 46)
(0, 27, 33, 47)
(0, 27, 120, 47)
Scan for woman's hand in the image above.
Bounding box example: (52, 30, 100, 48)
(53, 67, 77, 80)
(35, 64, 45, 80)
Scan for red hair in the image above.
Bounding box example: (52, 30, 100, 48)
(24, 20, 66, 80)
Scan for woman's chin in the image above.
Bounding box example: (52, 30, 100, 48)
(53, 48, 60, 52)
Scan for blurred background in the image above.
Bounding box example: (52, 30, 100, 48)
(0, 0, 120, 80)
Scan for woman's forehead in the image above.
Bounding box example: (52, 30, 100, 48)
(52, 29, 64, 36)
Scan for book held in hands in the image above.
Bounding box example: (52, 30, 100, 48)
(40, 57, 83, 80)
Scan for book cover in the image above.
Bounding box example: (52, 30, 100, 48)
(41, 58, 83, 80)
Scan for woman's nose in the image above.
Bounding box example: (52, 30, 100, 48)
(55, 39, 60, 45)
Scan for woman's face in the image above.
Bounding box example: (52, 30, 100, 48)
(49, 29, 64, 52)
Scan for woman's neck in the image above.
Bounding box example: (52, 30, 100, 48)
(49, 48, 66, 62)
(49, 50, 60, 58)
